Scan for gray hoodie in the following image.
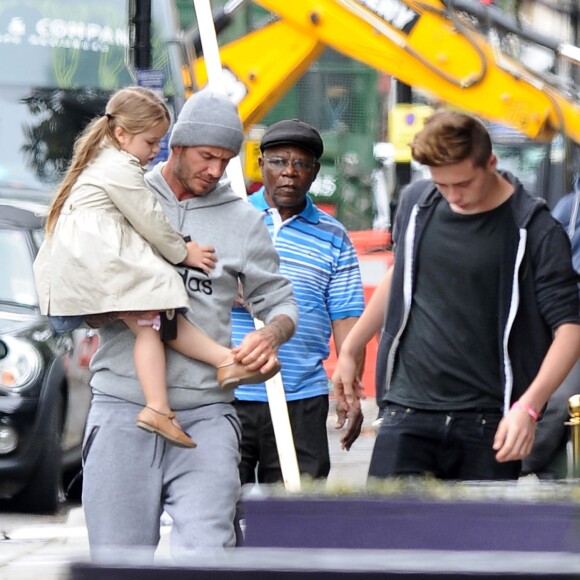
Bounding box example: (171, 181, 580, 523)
(90, 163, 298, 409)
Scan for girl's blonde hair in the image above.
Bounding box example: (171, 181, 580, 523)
(45, 86, 170, 235)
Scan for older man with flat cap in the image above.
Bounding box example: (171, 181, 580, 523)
(231, 119, 365, 488)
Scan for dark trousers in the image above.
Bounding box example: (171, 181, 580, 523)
(233, 394, 330, 484)
(368, 403, 521, 481)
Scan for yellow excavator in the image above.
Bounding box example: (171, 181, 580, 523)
(188, 0, 579, 144)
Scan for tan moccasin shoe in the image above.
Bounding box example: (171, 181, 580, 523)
(136, 406, 196, 448)
(217, 359, 282, 389)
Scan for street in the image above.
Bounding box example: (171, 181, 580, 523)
(4, 400, 580, 580)
(0, 496, 80, 539)
(0, 398, 378, 579)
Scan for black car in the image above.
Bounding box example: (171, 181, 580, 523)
(0, 199, 92, 513)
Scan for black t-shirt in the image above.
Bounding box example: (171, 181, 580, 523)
(388, 196, 512, 410)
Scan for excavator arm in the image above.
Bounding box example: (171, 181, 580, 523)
(193, 19, 323, 127)
(192, 0, 579, 143)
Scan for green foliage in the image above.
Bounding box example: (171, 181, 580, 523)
(246, 476, 580, 504)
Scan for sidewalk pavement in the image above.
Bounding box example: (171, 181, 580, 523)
(0, 397, 379, 580)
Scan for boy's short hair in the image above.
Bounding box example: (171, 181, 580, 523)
(411, 110, 492, 168)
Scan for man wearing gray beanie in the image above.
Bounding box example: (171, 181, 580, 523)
(82, 89, 298, 559)
(169, 89, 244, 154)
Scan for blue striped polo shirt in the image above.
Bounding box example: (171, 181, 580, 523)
(232, 187, 364, 402)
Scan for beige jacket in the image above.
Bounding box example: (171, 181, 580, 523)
(34, 143, 189, 316)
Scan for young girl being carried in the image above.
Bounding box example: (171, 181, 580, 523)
(34, 87, 280, 449)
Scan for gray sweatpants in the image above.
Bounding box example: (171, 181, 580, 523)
(82, 394, 241, 561)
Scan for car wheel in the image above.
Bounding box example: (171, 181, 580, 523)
(14, 392, 64, 514)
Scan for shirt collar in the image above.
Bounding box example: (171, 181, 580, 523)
(249, 186, 320, 224)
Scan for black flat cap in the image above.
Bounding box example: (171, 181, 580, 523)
(260, 119, 324, 159)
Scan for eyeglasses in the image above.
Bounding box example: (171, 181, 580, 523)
(262, 157, 316, 172)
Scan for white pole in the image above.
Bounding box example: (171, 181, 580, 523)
(193, 0, 301, 492)
(192, 0, 246, 199)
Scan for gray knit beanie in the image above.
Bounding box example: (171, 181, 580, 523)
(169, 89, 244, 154)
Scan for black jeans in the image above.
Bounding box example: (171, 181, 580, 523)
(368, 403, 521, 481)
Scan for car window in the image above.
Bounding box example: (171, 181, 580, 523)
(0, 229, 37, 306)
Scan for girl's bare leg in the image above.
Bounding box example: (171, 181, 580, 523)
(168, 315, 281, 388)
(168, 316, 233, 367)
(124, 319, 169, 412)
(123, 318, 196, 448)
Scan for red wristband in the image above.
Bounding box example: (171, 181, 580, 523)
(511, 401, 539, 422)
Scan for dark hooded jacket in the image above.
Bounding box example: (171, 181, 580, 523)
(375, 173, 580, 414)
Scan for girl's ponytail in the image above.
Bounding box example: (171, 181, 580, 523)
(45, 116, 111, 235)
(45, 86, 169, 236)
